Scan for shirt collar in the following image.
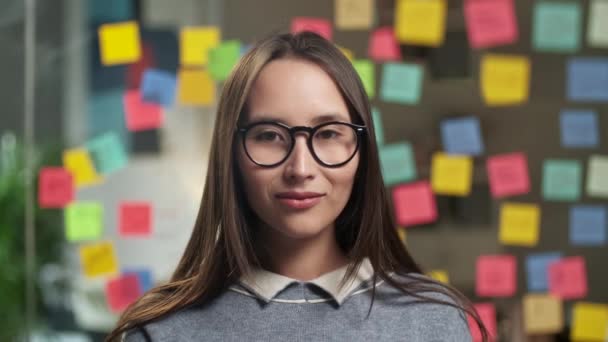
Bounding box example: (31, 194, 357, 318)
(237, 258, 374, 305)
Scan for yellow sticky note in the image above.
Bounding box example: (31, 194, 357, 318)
(523, 293, 564, 334)
(431, 152, 472, 196)
(395, 0, 446, 46)
(63, 148, 102, 187)
(397, 227, 407, 244)
(499, 203, 540, 247)
(481, 54, 531, 106)
(335, 0, 374, 30)
(571, 302, 608, 341)
(428, 270, 449, 284)
(79, 241, 119, 278)
(180, 26, 221, 66)
(98, 21, 141, 66)
(177, 69, 216, 106)
(337, 45, 354, 61)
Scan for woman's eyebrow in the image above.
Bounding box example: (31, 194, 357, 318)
(248, 113, 349, 125)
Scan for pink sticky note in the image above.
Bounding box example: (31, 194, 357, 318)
(123, 90, 163, 132)
(486, 152, 530, 198)
(468, 303, 497, 342)
(464, 0, 518, 49)
(368, 27, 402, 62)
(105, 273, 142, 312)
(119, 202, 152, 236)
(38, 167, 74, 208)
(392, 181, 438, 227)
(476, 254, 516, 297)
(291, 17, 333, 41)
(548, 256, 587, 300)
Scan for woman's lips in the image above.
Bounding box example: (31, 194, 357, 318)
(276, 195, 324, 209)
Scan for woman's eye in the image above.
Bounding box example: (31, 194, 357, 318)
(255, 131, 282, 141)
(317, 130, 340, 139)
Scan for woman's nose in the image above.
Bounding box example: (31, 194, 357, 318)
(283, 135, 316, 181)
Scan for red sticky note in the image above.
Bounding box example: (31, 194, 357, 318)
(486, 152, 530, 198)
(119, 202, 152, 236)
(123, 90, 164, 131)
(464, 0, 518, 49)
(368, 27, 402, 62)
(476, 254, 517, 297)
(392, 181, 438, 227)
(38, 167, 74, 208)
(468, 303, 497, 342)
(105, 273, 142, 312)
(548, 256, 587, 300)
(291, 17, 333, 41)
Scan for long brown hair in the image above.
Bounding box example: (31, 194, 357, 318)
(106, 32, 488, 341)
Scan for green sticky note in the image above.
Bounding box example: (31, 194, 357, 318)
(379, 142, 416, 186)
(352, 59, 375, 99)
(372, 107, 384, 146)
(65, 202, 104, 242)
(87, 131, 128, 175)
(533, 1, 582, 52)
(380, 62, 424, 104)
(542, 159, 582, 201)
(209, 40, 241, 81)
(587, 154, 608, 198)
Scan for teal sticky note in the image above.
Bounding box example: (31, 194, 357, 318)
(209, 40, 242, 81)
(542, 159, 582, 201)
(586, 154, 608, 198)
(87, 131, 129, 175)
(380, 62, 424, 104)
(65, 202, 104, 242)
(352, 59, 375, 99)
(372, 107, 384, 146)
(88, 88, 131, 151)
(533, 1, 582, 52)
(379, 142, 416, 186)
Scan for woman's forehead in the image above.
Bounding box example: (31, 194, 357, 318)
(246, 112, 351, 126)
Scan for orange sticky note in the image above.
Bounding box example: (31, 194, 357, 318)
(428, 270, 449, 284)
(179, 26, 221, 66)
(105, 273, 143, 312)
(468, 303, 497, 342)
(63, 148, 102, 187)
(80, 241, 119, 278)
(98, 21, 142, 66)
(476, 254, 516, 297)
(368, 27, 402, 62)
(571, 302, 608, 341)
(464, 0, 518, 49)
(431, 152, 473, 196)
(481, 54, 530, 106)
(38, 167, 74, 208)
(291, 17, 333, 41)
(523, 293, 564, 334)
(119, 201, 153, 237)
(499, 202, 541, 247)
(335, 0, 374, 30)
(548, 256, 587, 300)
(177, 68, 216, 106)
(395, 0, 447, 46)
(392, 181, 438, 227)
(123, 90, 164, 131)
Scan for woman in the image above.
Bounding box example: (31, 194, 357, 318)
(107, 31, 488, 341)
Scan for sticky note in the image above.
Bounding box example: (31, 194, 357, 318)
(570, 205, 607, 246)
(80, 241, 119, 278)
(177, 69, 216, 106)
(567, 58, 608, 102)
(89, 0, 133, 22)
(464, 0, 518, 49)
(119, 202, 152, 237)
(526, 252, 562, 292)
(440, 116, 484, 156)
(380, 62, 423, 104)
(588, 0, 608, 48)
(587, 155, 608, 198)
(499, 202, 540, 247)
(476, 254, 516, 297)
(468, 303, 497, 342)
(88, 88, 131, 152)
(141, 69, 177, 107)
(533, 1, 582, 52)
(123, 90, 164, 131)
(179, 26, 220, 66)
(560, 109, 599, 148)
(123, 269, 153, 292)
(428, 270, 449, 284)
(431, 152, 472, 196)
(523, 293, 564, 334)
(208, 40, 242, 81)
(379, 142, 416, 186)
(392, 181, 438, 226)
(548, 256, 587, 300)
(571, 302, 608, 341)
(372, 107, 384, 145)
(335, 0, 374, 30)
(38, 167, 74, 208)
(337, 45, 354, 61)
(87, 131, 128, 175)
(65, 202, 103, 242)
(97, 21, 141, 66)
(486, 152, 530, 198)
(368, 27, 402, 62)
(397, 227, 407, 244)
(395, 0, 446, 47)
(105, 273, 142, 312)
(63, 148, 102, 188)
(352, 59, 375, 99)
(542, 159, 582, 201)
(481, 54, 530, 106)
(291, 17, 333, 41)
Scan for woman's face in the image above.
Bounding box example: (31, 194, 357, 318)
(236, 57, 359, 241)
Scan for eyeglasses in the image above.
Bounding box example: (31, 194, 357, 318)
(236, 121, 366, 168)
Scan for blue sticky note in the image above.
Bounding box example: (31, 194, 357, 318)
(88, 88, 131, 151)
(570, 205, 607, 246)
(141, 69, 177, 107)
(542, 159, 582, 201)
(440, 117, 484, 156)
(567, 58, 608, 102)
(372, 107, 385, 146)
(533, 1, 582, 52)
(380, 62, 424, 104)
(379, 142, 416, 186)
(123, 269, 154, 293)
(87, 131, 128, 175)
(560, 110, 599, 148)
(526, 252, 562, 292)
